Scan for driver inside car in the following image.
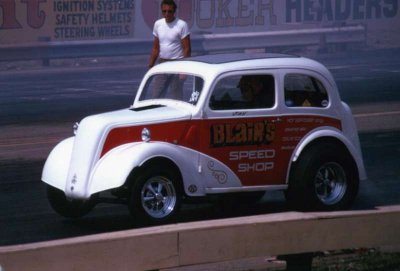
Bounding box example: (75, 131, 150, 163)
(238, 75, 274, 108)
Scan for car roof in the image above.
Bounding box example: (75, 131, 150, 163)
(183, 53, 299, 64)
(149, 53, 336, 87)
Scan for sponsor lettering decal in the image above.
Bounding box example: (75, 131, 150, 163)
(142, 0, 277, 29)
(53, 0, 134, 39)
(230, 149, 275, 173)
(141, 0, 398, 31)
(188, 184, 198, 193)
(0, 0, 46, 29)
(286, 0, 398, 22)
(1, 0, 398, 44)
(210, 121, 276, 147)
(0, 0, 135, 40)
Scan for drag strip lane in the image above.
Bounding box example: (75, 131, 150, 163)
(351, 102, 400, 132)
(0, 124, 71, 160)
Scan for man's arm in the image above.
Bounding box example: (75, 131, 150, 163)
(182, 35, 191, 58)
(148, 37, 160, 68)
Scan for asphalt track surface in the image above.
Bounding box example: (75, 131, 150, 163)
(0, 49, 399, 246)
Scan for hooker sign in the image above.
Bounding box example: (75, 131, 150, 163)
(0, 1, 399, 46)
(136, 0, 399, 38)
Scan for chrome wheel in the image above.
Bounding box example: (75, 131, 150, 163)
(141, 176, 177, 219)
(314, 162, 347, 205)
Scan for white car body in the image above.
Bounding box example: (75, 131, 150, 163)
(42, 53, 366, 221)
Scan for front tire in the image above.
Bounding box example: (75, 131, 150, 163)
(286, 143, 359, 211)
(129, 164, 182, 224)
(46, 185, 96, 218)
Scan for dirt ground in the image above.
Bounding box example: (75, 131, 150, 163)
(312, 249, 400, 271)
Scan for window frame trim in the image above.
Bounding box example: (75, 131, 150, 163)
(281, 69, 333, 110)
(204, 70, 279, 117)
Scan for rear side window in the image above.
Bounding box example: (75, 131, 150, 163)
(284, 74, 329, 108)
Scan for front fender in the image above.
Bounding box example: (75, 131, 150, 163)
(88, 142, 205, 196)
(288, 127, 367, 182)
(42, 137, 74, 191)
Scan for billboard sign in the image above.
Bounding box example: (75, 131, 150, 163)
(0, 0, 399, 47)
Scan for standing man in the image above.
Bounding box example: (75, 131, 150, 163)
(148, 0, 191, 69)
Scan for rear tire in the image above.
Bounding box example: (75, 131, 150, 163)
(286, 143, 359, 211)
(47, 185, 96, 218)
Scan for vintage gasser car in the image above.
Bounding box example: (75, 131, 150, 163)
(42, 54, 366, 223)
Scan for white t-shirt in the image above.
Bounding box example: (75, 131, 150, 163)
(153, 18, 190, 60)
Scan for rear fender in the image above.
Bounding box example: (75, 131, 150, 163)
(287, 127, 367, 183)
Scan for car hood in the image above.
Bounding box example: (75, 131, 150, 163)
(83, 105, 192, 127)
(76, 105, 193, 158)
(65, 105, 192, 198)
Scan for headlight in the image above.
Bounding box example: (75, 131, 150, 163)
(141, 128, 151, 142)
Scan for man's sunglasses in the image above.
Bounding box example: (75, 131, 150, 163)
(162, 10, 175, 14)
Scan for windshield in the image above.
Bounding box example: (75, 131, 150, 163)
(139, 73, 204, 105)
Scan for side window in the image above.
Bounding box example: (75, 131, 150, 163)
(284, 74, 329, 108)
(209, 74, 275, 110)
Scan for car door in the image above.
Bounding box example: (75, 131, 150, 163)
(200, 71, 285, 188)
